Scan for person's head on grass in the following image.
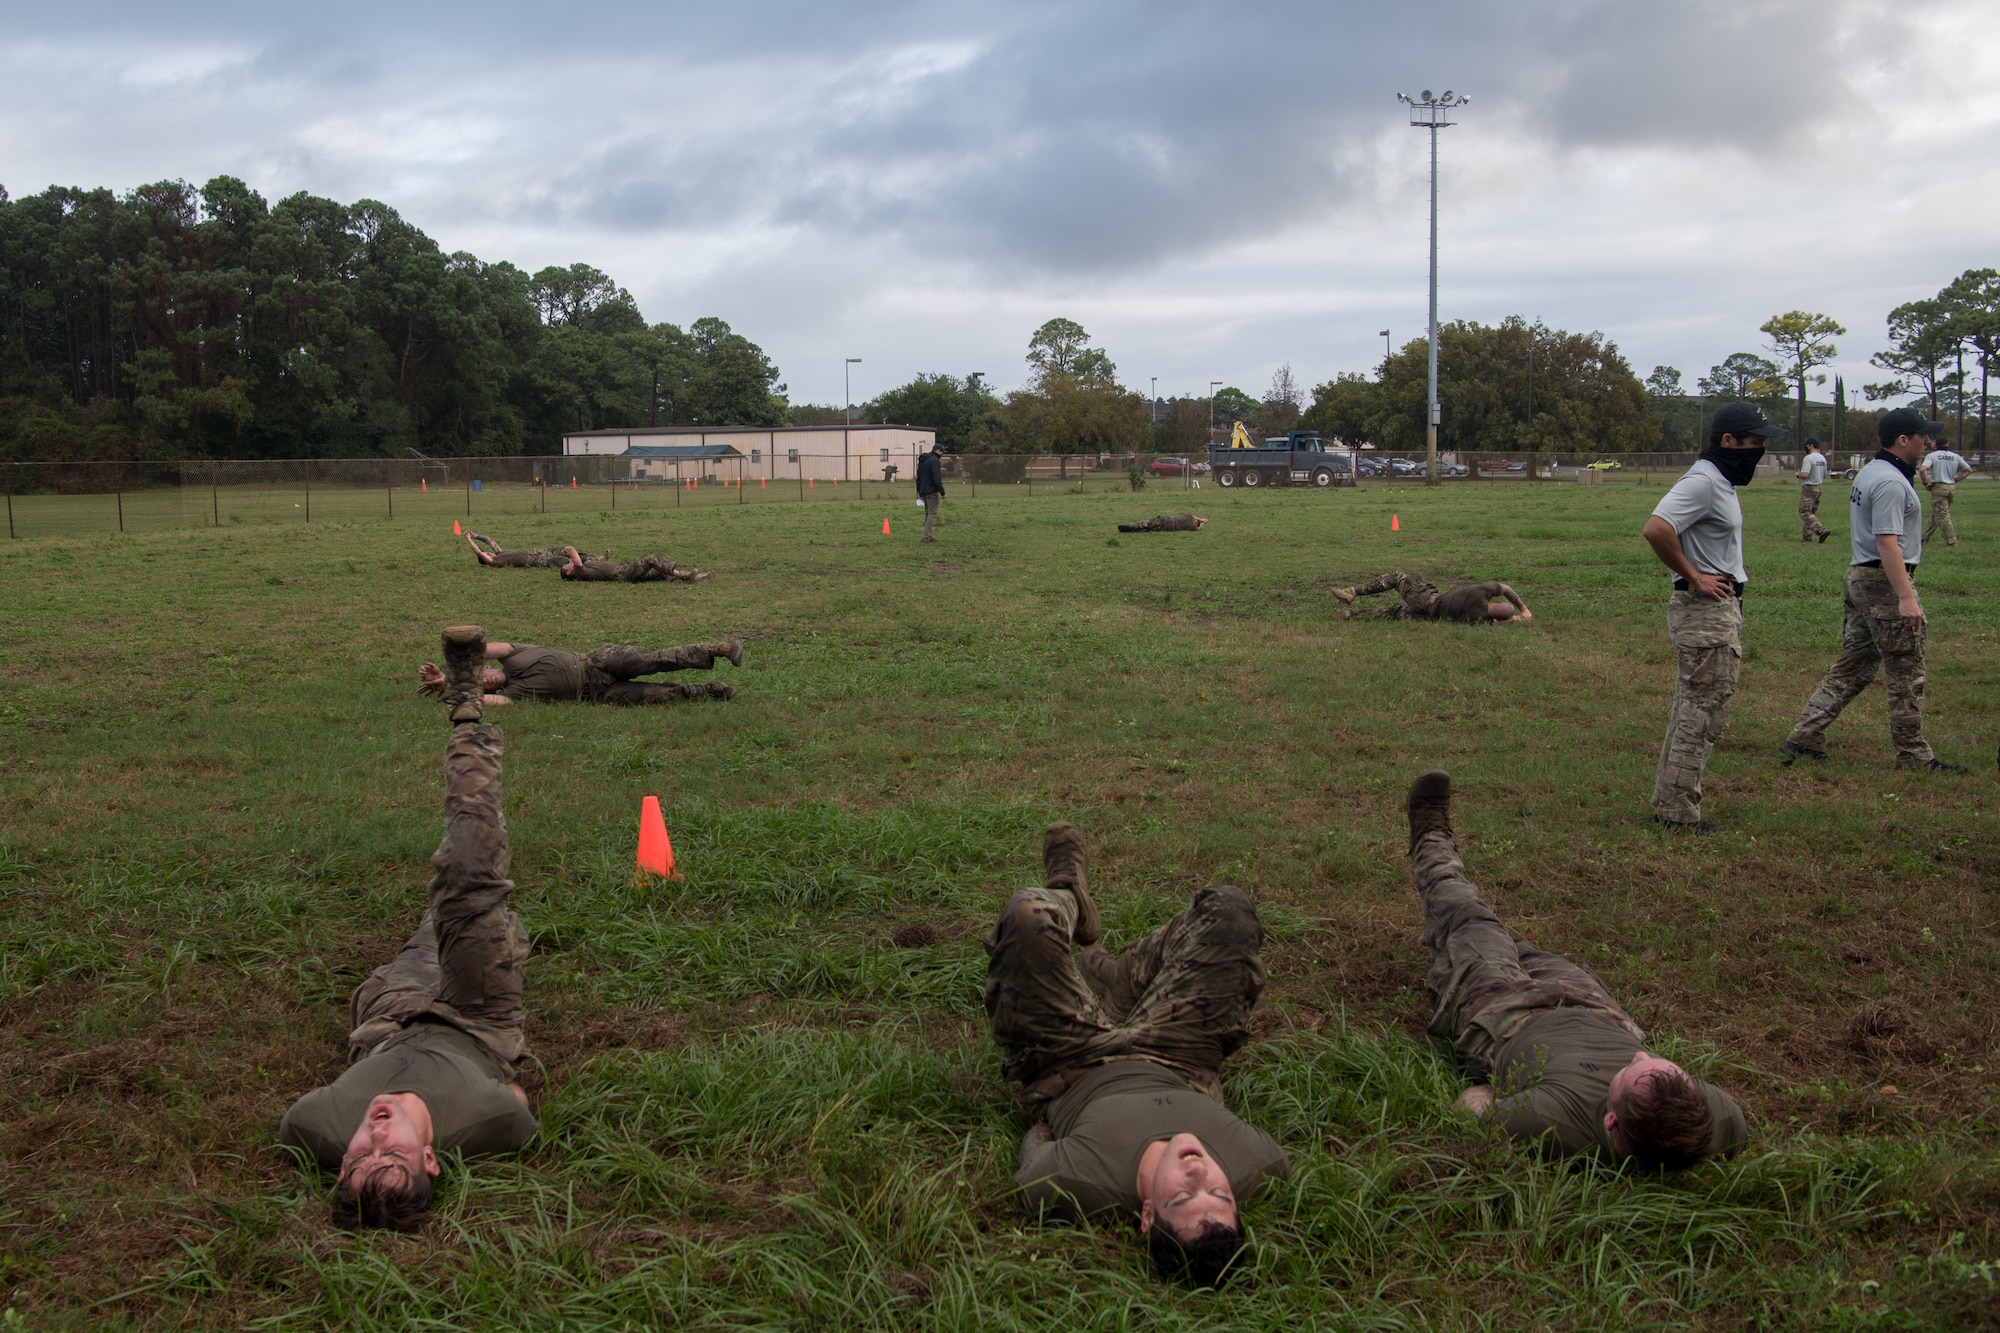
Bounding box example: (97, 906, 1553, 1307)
(1137, 1132, 1246, 1286)
(1603, 1051, 1717, 1171)
(333, 1092, 441, 1230)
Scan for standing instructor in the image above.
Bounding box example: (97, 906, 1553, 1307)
(1780, 409, 1968, 774)
(1640, 402, 1782, 835)
(917, 442, 946, 543)
(1796, 437, 1832, 543)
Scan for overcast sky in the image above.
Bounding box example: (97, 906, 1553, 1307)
(4, 0, 1995, 409)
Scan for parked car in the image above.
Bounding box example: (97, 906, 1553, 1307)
(1437, 460, 1470, 477)
(1584, 458, 1623, 471)
(1388, 457, 1427, 476)
(1475, 458, 1528, 473)
(1147, 456, 1212, 477)
(1355, 457, 1390, 477)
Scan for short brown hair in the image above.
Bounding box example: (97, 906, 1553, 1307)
(1146, 1217, 1246, 1288)
(332, 1162, 433, 1231)
(1616, 1068, 1715, 1171)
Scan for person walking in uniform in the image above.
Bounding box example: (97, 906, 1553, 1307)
(1780, 409, 1969, 774)
(983, 822, 1289, 1287)
(916, 442, 946, 543)
(1639, 401, 1781, 835)
(1920, 437, 1969, 547)
(1796, 438, 1832, 543)
(1401, 771, 1748, 1168)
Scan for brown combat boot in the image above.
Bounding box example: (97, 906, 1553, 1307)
(1331, 586, 1358, 604)
(714, 639, 744, 668)
(705, 681, 736, 701)
(1407, 769, 1453, 853)
(1042, 821, 1100, 946)
(441, 625, 486, 725)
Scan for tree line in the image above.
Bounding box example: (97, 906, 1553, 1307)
(0, 177, 788, 461)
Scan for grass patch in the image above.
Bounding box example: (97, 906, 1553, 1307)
(1, 480, 1996, 1327)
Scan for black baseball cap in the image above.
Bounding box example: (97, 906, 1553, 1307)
(1877, 407, 1942, 445)
(1804, 436, 1821, 446)
(1709, 402, 1785, 442)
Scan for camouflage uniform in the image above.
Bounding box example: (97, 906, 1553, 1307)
(1413, 829, 1643, 1075)
(1117, 513, 1203, 533)
(1650, 592, 1742, 825)
(564, 554, 704, 583)
(346, 724, 530, 1066)
(581, 642, 730, 705)
(471, 535, 575, 568)
(1924, 484, 1956, 546)
(983, 883, 1266, 1113)
(1798, 485, 1829, 541)
(1346, 571, 1439, 620)
(1783, 566, 1933, 765)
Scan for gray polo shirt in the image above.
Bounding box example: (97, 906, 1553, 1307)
(1924, 450, 1967, 485)
(1850, 457, 1922, 567)
(1800, 452, 1828, 485)
(1651, 459, 1746, 585)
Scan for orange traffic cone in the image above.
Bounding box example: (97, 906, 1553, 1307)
(452, 519, 462, 535)
(637, 795, 677, 879)
(421, 477, 428, 492)
(571, 477, 577, 489)
(760, 478, 766, 489)
(882, 517, 891, 535)
(809, 478, 815, 489)
(1391, 514, 1400, 531)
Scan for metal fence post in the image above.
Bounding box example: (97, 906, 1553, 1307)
(676, 459, 682, 508)
(541, 470, 546, 513)
(387, 463, 394, 519)
(211, 461, 219, 525)
(116, 465, 125, 533)
(465, 471, 472, 517)
(5, 465, 13, 539)
(304, 458, 312, 521)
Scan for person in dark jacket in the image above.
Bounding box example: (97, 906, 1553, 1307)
(916, 444, 946, 542)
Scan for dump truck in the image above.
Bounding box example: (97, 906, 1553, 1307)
(1209, 426, 1354, 488)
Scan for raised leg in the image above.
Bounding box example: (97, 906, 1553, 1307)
(983, 887, 1116, 1104)
(427, 723, 529, 1063)
(585, 643, 724, 680)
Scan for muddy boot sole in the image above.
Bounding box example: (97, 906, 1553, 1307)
(1042, 821, 1099, 946)
(441, 625, 486, 725)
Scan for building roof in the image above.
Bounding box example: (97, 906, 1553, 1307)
(624, 443, 744, 460)
(563, 423, 933, 438)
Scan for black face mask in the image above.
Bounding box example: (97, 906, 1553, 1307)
(1701, 444, 1764, 487)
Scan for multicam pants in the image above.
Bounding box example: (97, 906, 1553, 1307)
(347, 724, 530, 1066)
(1118, 513, 1201, 533)
(1650, 590, 1743, 824)
(1348, 571, 1438, 619)
(1799, 485, 1830, 541)
(567, 555, 702, 582)
(922, 493, 941, 541)
(1413, 830, 1644, 1076)
(1925, 483, 1956, 546)
(1785, 565, 1933, 764)
(471, 535, 575, 568)
(581, 642, 727, 705)
(983, 883, 1267, 1112)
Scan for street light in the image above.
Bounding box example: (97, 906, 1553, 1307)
(1397, 88, 1469, 486)
(844, 357, 862, 483)
(1150, 376, 1158, 427)
(1380, 329, 1391, 364)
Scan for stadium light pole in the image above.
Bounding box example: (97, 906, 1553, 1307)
(844, 357, 862, 483)
(1380, 329, 1391, 364)
(1397, 88, 1469, 486)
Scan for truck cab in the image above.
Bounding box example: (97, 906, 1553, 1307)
(1210, 429, 1354, 488)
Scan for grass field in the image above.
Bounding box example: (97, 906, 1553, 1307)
(2, 477, 1996, 1329)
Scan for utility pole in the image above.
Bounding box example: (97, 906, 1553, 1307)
(1150, 376, 1158, 428)
(1208, 380, 1223, 443)
(1380, 329, 1391, 365)
(1397, 89, 1469, 486)
(844, 357, 862, 484)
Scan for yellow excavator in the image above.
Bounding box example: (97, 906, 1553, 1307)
(1228, 421, 1259, 450)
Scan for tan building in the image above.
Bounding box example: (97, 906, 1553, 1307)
(562, 425, 937, 483)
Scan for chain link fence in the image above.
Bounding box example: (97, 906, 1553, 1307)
(5, 448, 1970, 540)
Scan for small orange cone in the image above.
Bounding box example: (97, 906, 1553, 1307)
(882, 517, 891, 535)
(809, 478, 815, 489)
(452, 519, 462, 535)
(421, 477, 428, 492)
(571, 477, 577, 489)
(760, 478, 766, 489)
(1391, 514, 1400, 531)
(637, 795, 677, 879)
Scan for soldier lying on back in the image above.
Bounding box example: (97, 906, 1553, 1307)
(417, 638, 742, 706)
(1332, 572, 1532, 623)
